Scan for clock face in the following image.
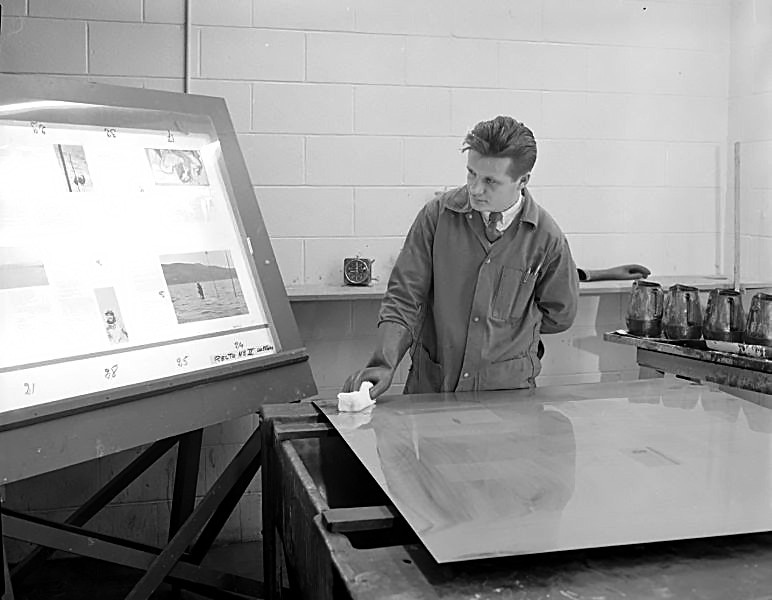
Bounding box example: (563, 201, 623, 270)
(344, 258, 371, 285)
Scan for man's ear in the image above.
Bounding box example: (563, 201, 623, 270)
(519, 172, 531, 187)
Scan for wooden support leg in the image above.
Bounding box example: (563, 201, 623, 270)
(2, 510, 15, 600)
(11, 436, 180, 584)
(125, 425, 263, 600)
(169, 429, 203, 539)
(261, 422, 280, 600)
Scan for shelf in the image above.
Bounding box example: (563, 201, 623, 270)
(285, 277, 771, 302)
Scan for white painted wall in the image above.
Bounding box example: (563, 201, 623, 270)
(2, 0, 765, 553)
(729, 0, 772, 282)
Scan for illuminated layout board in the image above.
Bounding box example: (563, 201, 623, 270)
(0, 109, 277, 415)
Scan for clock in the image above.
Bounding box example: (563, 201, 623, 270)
(343, 257, 374, 286)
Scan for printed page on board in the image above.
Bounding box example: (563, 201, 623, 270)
(0, 108, 276, 416)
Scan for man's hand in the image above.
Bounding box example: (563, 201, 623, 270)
(342, 366, 395, 400)
(610, 264, 651, 280)
(341, 321, 412, 401)
(585, 264, 651, 282)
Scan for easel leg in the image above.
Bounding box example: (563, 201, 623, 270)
(2, 510, 15, 600)
(125, 425, 263, 600)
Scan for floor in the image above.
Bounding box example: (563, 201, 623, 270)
(8, 541, 262, 600)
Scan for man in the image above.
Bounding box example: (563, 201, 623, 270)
(344, 116, 583, 399)
(344, 116, 650, 400)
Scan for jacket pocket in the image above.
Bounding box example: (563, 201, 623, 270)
(491, 267, 536, 321)
(405, 344, 443, 394)
(479, 355, 536, 390)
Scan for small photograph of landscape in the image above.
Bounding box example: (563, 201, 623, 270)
(159, 250, 248, 324)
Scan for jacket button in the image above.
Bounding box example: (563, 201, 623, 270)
(462, 372, 469, 378)
(473, 316, 479, 322)
(485, 258, 491, 264)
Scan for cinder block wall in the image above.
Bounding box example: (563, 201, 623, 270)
(729, 0, 772, 282)
(2, 0, 766, 554)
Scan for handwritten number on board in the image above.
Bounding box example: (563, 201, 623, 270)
(31, 121, 46, 135)
(104, 364, 119, 379)
(176, 355, 189, 368)
(24, 382, 35, 395)
(167, 130, 175, 143)
(104, 128, 117, 138)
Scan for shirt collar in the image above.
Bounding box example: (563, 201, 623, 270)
(442, 185, 540, 228)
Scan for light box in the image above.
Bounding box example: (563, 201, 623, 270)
(0, 76, 312, 427)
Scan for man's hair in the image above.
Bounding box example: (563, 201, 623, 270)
(462, 115, 537, 179)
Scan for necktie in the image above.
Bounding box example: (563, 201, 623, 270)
(485, 211, 503, 243)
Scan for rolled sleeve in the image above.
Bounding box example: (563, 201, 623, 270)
(536, 236, 579, 334)
(379, 201, 438, 341)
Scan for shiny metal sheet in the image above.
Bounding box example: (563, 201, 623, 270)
(316, 378, 772, 563)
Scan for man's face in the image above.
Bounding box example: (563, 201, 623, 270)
(466, 149, 529, 212)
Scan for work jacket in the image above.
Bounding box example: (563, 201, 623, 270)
(379, 186, 579, 393)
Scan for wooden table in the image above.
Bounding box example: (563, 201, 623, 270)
(604, 331, 772, 394)
(260, 378, 772, 599)
(1, 350, 314, 600)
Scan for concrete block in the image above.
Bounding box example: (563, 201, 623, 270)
(190, 0, 251, 26)
(741, 140, 772, 189)
(257, 186, 354, 237)
(188, 79, 252, 132)
(239, 492, 263, 541)
(238, 134, 304, 185)
(451, 90, 542, 138)
(403, 137, 466, 186)
(665, 143, 720, 188)
(452, 0, 541, 40)
(253, 0, 354, 31)
(252, 82, 354, 134)
(537, 186, 718, 236)
(351, 299, 382, 333)
(303, 237, 404, 285)
(306, 136, 402, 185)
(1, 0, 26, 16)
(588, 46, 727, 97)
(89, 22, 183, 77)
(354, 187, 434, 236)
(544, 0, 728, 51)
(541, 92, 630, 141)
(355, 85, 450, 135)
(268, 238, 303, 286)
(661, 233, 720, 275)
(534, 140, 589, 186)
(0, 17, 87, 74)
(292, 302, 354, 341)
(200, 28, 304, 81)
(29, 0, 140, 20)
(499, 42, 589, 91)
(144, 0, 184, 24)
(353, 0, 453, 36)
(626, 95, 727, 142)
(584, 141, 665, 187)
(405, 37, 498, 88)
(307, 32, 405, 84)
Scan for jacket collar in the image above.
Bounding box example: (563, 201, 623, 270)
(442, 185, 539, 227)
